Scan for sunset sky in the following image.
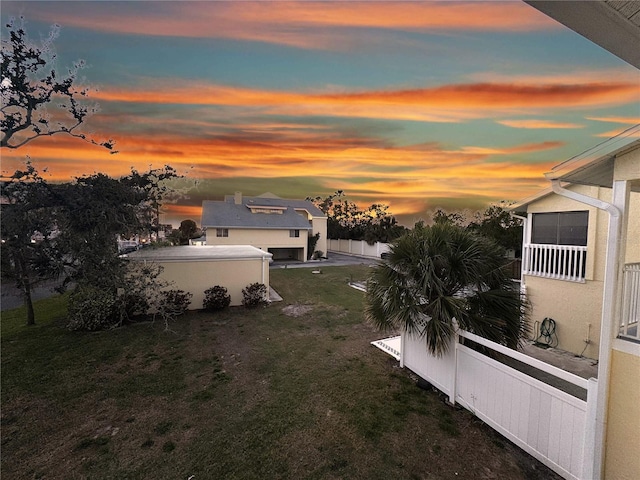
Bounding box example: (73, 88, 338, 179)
(2, 1, 639, 227)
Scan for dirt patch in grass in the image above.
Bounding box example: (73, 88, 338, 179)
(281, 304, 314, 317)
(2, 266, 562, 480)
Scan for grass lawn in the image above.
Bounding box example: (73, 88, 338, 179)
(1, 265, 558, 479)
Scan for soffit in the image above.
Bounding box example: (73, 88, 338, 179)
(525, 0, 640, 68)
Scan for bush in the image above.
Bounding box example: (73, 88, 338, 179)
(118, 292, 149, 321)
(157, 289, 192, 318)
(312, 250, 324, 260)
(203, 286, 231, 311)
(67, 286, 119, 331)
(241, 283, 268, 308)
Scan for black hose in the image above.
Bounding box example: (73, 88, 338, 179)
(535, 317, 558, 348)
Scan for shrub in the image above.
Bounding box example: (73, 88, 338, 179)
(67, 286, 119, 331)
(312, 250, 324, 260)
(241, 283, 268, 308)
(117, 292, 149, 321)
(157, 289, 192, 317)
(203, 285, 231, 311)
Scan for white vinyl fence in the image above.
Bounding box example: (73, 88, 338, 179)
(328, 239, 389, 258)
(401, 329, 597, 480)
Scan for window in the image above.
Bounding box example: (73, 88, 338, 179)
(524, 211, 588, 281)
(289, 229, 300, 238)
(531, 211, 588, 246)
(216, 228, 229, 237)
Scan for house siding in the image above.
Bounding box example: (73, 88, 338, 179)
(525, 275, 603, 359)
(520, 183, 640, 359)
(206, 227, 308, 259)
(311, 216, 328, 256)
(604, 349, 640, 480)
(156, 257, 269, 307)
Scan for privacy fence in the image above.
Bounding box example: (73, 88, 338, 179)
(401, 329, 597, 480)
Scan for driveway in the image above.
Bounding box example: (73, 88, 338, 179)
(270, 252, 380, 269)
(1, 280, 70, 312)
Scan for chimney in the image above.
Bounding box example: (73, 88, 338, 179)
(234, 191, 242, 205)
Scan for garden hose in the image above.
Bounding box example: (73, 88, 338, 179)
(535, 317, 558, 348)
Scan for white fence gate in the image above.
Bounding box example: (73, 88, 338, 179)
(401, 329, 597, 480)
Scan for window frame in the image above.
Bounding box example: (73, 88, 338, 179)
(531, 211, 588, 246)
(216, 228, 229, 238)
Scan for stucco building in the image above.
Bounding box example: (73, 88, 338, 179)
(201, 192, 327, 262)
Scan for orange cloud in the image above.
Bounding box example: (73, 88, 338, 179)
(2, 126, 561, 225)
(497, 119, 584, 129)
(587, 116, 640, 125)
(91, 79, 639, 125)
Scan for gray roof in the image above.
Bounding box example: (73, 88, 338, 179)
(125, 245, 272, 261)
(223, 194, 326, 217)
(201, 199, 314, 230)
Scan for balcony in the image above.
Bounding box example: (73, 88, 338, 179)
(522, 243, 587, 282)
(620, 263, 640, 342)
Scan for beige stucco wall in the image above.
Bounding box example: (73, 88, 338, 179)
(622, 191, 640, 264)
(604, 349, 640, 480)
(312, 216, 328, 256)
(154, 257, 269, 308)
(613, 146, 640, 263)
(524, 275, 603, 359)
(613, 145, 640, 181)
(525, 184, 610, 281)
(206, 227, 308, 259)
(522, 181, 640, 359)
(523, 184, 611, 358)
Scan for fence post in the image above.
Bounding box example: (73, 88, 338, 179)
(399, 330, 405, 368)
(582, 378, 598, 480)
(449, 322, 459, 406)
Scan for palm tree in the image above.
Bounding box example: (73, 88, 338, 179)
(365, 223, 528, 356)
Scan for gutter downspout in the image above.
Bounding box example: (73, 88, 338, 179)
(511, 212, 528, 295)
(550, 179, 621, 480)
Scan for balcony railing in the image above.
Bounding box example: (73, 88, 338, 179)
(620, 263, 640, 342)
(522, 243, 587, 282)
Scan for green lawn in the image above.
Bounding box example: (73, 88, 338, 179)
(1, 266, 557, 479)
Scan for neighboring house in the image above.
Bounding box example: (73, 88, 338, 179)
(126, 245, 272, 307)
(201, 192, 328, 262)
(511, 166, 640, 360)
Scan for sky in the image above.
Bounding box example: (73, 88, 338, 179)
(2, 0, 639, 227)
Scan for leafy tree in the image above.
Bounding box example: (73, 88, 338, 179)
(467, 202, 523, 253)
(177, 219, 200, 245)
(1, 163, 179, 325)
(365, 223, 528, 356)
(123, 166, 181, 241)
(431, 208, 468, 227)
(1, 17, 114, 151)
(307, 232, 320, 259)
(0, 163, 63, 325)
(308, 191, 406, 243)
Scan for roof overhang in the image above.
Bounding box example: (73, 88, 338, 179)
(525, 1, 640, 68)
(544, 131, 640, 191)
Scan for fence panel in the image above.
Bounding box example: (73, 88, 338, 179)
(455, 344, 586, 480)
(402, 331, 455, 399)
(401, 329, 594, 480)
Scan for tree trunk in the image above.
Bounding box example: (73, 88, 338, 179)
(16, 250, 36, 325)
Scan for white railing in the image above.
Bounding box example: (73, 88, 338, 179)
(620, 263, 640, 341)
(523, 243, 587, 282)
(401, 329, 597, 480)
